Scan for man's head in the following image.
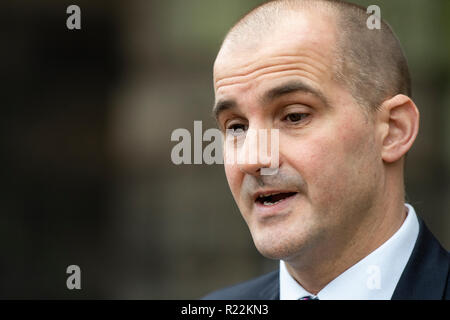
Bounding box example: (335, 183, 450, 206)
(212, 0, 419, 262)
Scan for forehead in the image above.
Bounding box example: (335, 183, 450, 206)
(213, 10, 338, 95)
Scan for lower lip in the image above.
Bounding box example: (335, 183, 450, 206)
(253, 193, 299, 218)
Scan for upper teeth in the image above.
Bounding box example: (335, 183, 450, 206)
(258, 193, 280, 198)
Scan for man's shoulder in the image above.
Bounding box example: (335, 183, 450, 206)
(202, 270, 279, 300)
(392, 216, 450, 299)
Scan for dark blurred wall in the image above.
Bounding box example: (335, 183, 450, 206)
(0, 0, 122, 298)
(0, 0, 448, 299)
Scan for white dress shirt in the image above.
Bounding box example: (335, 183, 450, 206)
(279, 203, 420, 300)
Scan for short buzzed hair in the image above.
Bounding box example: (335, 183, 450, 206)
(222, 0, 412, 111)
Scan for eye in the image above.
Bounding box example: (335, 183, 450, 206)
(226, 123, 248, 136)
(284, 112, 310, 123)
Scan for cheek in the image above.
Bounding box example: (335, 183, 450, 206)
(289, 137, 342, 191)
(224, 163, 242, 201)
(284, 120, 374, 204)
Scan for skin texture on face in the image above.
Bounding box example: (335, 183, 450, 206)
(213, 8, 417, 293)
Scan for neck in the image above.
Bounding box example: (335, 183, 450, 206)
(284, 171, 407, 294)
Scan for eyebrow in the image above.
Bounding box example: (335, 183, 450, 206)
(212, 80, 330, 121)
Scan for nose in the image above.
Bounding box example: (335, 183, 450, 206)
(237, 127, 279, 176)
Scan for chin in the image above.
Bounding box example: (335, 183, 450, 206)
(247, 211, 315, 260)
(251, 230, 308, 261)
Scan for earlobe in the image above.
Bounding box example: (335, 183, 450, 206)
(380, 94, 420, 163)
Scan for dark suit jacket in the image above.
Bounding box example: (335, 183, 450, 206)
(203, 217, 450, 300)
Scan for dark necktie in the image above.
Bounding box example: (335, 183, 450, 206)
(299, 295, 319, 300)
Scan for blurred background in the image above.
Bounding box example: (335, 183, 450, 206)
(0, 0, 449, 299)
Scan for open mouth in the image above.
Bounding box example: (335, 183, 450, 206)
(255, 192, 298, 206)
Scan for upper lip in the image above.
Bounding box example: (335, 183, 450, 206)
(252, 189, 298, 202)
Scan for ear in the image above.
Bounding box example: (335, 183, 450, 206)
(378, 94, 420, 163)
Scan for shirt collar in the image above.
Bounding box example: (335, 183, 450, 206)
(279, 203, 419, 300)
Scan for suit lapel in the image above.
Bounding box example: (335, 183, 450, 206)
(391, 217, 449, 299)
(258, 270, 280, 300)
